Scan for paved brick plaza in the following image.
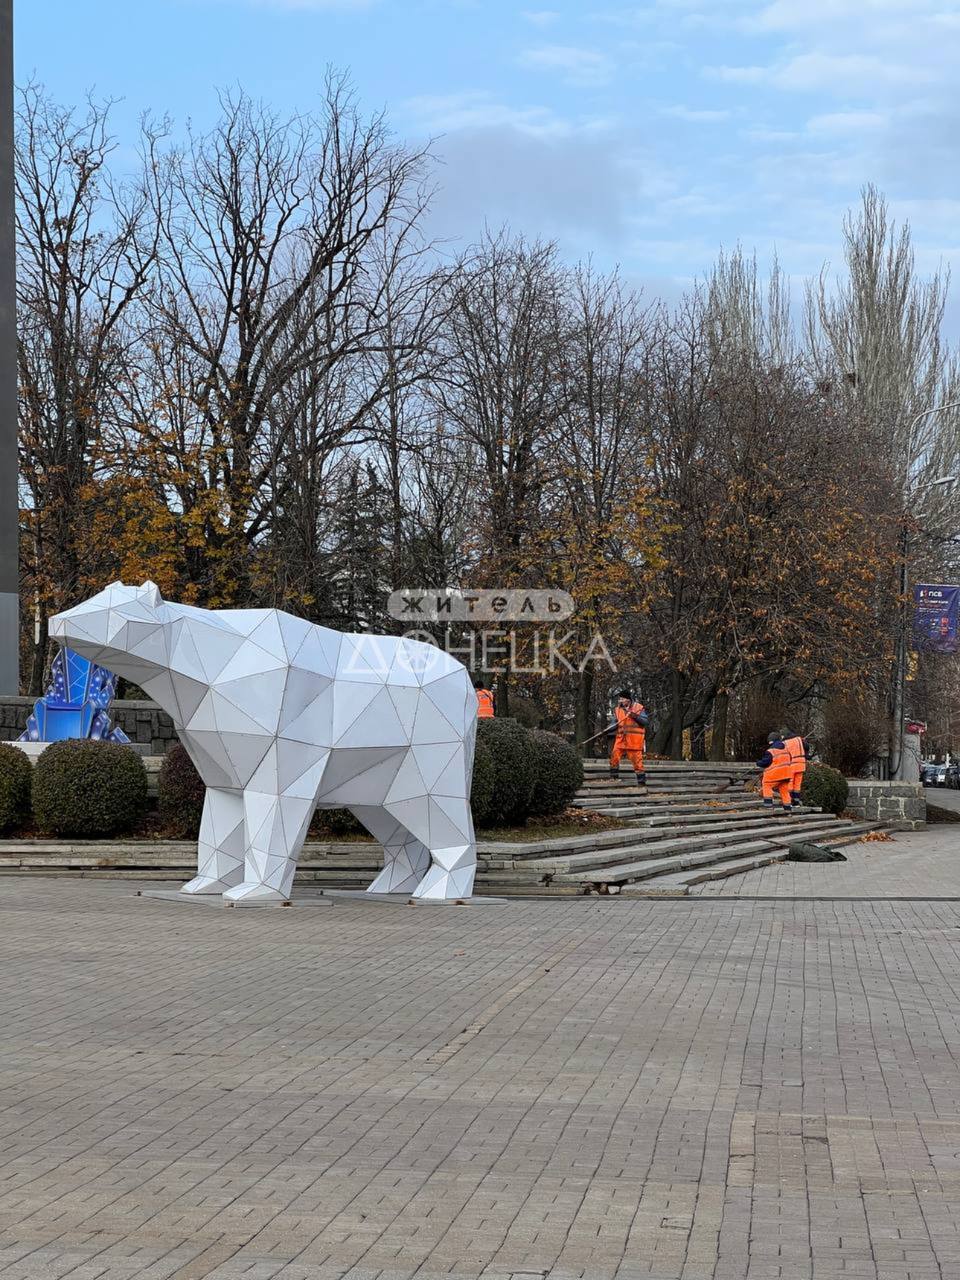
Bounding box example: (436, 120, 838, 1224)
(3, 877, 960, 1280)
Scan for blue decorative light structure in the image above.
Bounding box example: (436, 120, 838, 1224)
(19, 647, 130, 743)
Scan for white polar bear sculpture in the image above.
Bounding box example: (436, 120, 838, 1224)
(49, 582, 478, 903)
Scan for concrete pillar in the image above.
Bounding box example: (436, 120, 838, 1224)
(0, 0, 16, 694)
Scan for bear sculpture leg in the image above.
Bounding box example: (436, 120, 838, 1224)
(181, 788, 245, 894)
(387, 794, 477, 901)
(223, 789, 318, 904)
(348, 806, 432, 895)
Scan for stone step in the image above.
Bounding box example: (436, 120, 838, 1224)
(510, 815, 854, 876)
(634, 826, 880, 893)
(550, 821, 877, 889)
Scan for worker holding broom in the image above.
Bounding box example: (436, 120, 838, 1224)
(609, 690, 649, 788)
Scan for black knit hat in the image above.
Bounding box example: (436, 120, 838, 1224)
(618, 689, 632, 700)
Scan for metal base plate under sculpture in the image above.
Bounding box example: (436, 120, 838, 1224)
(50, 582, 479, 905)
(320, 889, 508, 907)
(138, 889, 331, 909)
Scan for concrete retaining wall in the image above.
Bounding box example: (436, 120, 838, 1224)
(846, 780, 926, 831)
(0, 696, 177, 755)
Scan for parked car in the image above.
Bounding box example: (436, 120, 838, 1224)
(923, 762, 950, 786)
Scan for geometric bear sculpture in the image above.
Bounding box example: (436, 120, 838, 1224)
(49, 581, 478, 903)
(19, 645, 131, 744)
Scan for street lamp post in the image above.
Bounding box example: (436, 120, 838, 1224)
(890, 401, 960, 781)
(0, 0, 14, 695)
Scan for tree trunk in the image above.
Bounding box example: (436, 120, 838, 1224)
(691, 719, 707, 761)
(669, 667, 684, 759)
(709, 691, 729, 761)
(574, 665, 595, 754)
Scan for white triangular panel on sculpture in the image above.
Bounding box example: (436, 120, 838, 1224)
(247, 612, 290, 662)
(423, 671, 472, 733)
(384, 752, 428, 804)
(279, 667, 332, 728)
(126, 622, 169, 667)
(217, 666, 288, 732)
(168, 621, 209, 683)
(215, 639, 287, 684)
(49, 582, 478, 903)
(280, 687, 336, 745)
(330, 679, 385, 744)
(410, 697, 460, 746)
(317, 746, 408, 805)
(290, 625, 342, 677)
(221, 735, 273, 787)
(339, 633, 391, 682)
(276, 611, 313, 659)
(335, 686, 407, 748)
(185, 690, 220, 733)
(209, 690, 271, 737)
(275, 738, 330, 793)
(412, 742, 461, 791)
(386, 684, 421, 737)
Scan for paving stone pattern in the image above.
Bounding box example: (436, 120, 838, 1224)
(692, 825, 960, 898)
(4, 882, 960, 1279)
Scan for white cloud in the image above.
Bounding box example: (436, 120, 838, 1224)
(659, 105, 731, 122)
(518, 44, 614, 87)
(404, 92, 614, 140)
(749, 0, 927, 33)
(710, 53, 931, 93)
(807, 110, 887, 135)
(708, 64, 767, 84)
(522, 9, 560, 26)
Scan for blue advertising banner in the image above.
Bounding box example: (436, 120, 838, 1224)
(913, 583, 960, 653)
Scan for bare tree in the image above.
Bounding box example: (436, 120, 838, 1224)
(143, 78, 430, 604)
(16, 84, 161, 691)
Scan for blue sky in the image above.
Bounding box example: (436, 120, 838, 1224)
(17, 0, 960, 299)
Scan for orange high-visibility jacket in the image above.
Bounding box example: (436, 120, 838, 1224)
(763, 743, 794, 783)
(615, 702, 646, 748)
(476, 689, 495, 718)
(783, 735, 807, 769)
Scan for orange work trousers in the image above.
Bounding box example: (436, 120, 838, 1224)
(610, 738, 644, 773)
(791, 768, 805, 801)
(762, 773, 792, 807)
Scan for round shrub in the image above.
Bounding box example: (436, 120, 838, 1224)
(157, 744, 206, 838)
(0, 743, 32, 834)
(527, 729, 584, 817)
(476, 717, 534, 826)
(32, 740, 147, 837)
(801, 763, 849, 815)
(470, 734, 497, 828)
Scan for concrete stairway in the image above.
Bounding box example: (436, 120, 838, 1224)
(0, 760, 882, 896)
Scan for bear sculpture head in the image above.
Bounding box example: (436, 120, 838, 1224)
(49, 581, 170, 687)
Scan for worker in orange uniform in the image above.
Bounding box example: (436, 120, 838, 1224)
(475, 679, 495, 719)
(781, 727, 809, 809)
(609, 689, 649, 787)
(755, 731, 793, 813)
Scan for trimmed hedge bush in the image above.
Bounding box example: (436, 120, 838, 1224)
(32, 740, 147, 837)
(476, 717, 535, 825)
(470, 735, 497, 828)
(0, 743, 32, 834)
(801, 763, 849, 815)
(157, 744, 207, 838)
(527, 729, 584, 817)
